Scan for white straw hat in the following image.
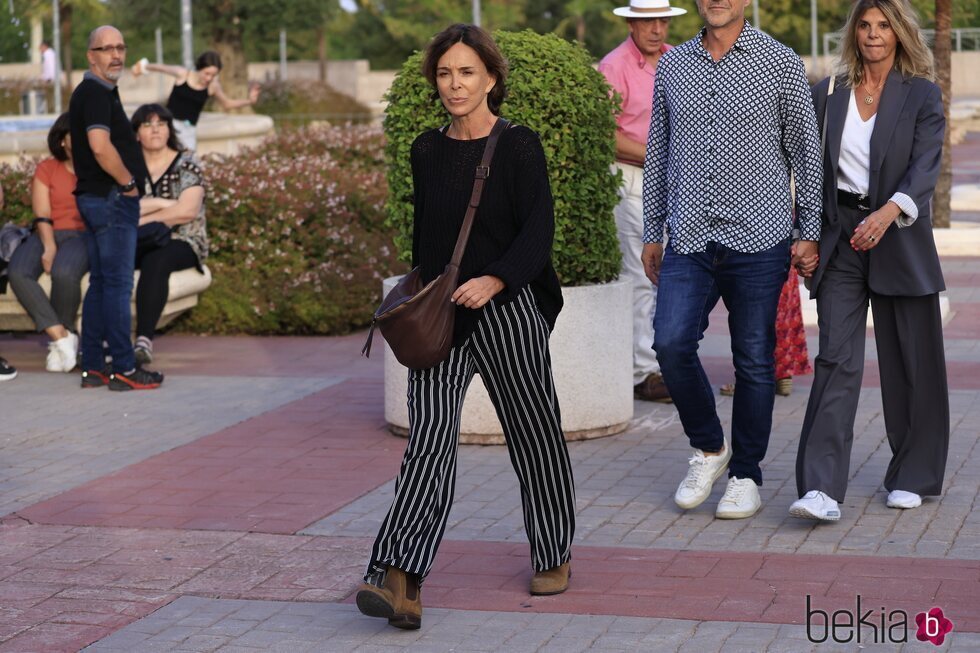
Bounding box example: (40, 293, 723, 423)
(613, 0, 688, 18)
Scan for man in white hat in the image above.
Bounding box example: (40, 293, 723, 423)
(598, 0, 687, 403)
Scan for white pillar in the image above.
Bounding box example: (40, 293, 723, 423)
(52, 0, 61, 113)
(181, 0, 193, 70)
(810, 0, 819, 75)
(155, 27, 164, 100)
(279, 29, 287, 80)
(30, 16, 42, 64)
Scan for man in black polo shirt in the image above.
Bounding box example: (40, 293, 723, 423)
(71, 25, 162, 391)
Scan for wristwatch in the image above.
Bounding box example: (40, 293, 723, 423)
(119, 178, 137, 193)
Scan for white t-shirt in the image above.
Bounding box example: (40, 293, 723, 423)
(837, 90, 875, 196)
(835, 89, 917, 227)
(41, 48, 56, 82)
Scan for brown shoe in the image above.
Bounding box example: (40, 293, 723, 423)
(356, 566, 422, 629)
(530, 562, 570, 595)
(775, 377, 793, 396)
(634, 373, 672, 403)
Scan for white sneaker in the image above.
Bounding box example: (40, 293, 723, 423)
(789, 490, 841, 521)
(45, 333, 78, 373)
(46, 341, 63, 372)
(886, 490, 922, 509)
(674, 438, 731, 510)
(55, 333, 78, 372)
(715, 476, 762, 519)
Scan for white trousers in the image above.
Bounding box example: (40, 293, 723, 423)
(172, 120, 197, 152)
(614, 162, 659, 383)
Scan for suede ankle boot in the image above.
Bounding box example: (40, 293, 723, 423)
(530, 561, 570, 595)
(356, 566, 422, 629)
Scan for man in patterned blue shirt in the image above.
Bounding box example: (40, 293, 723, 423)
(640, 0, 822, 519)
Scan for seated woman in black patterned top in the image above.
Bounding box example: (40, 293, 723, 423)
(131, 103, 209, 364)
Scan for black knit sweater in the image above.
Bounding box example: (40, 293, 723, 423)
(410, 124, 563, 347)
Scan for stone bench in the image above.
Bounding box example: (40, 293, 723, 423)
(0, 265, 212, 332)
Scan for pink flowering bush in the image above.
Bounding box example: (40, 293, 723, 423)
(1, 124, 399, 335)
(178, 123, 406, 334)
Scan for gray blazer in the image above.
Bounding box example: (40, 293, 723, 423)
(809, 69, 946, 297)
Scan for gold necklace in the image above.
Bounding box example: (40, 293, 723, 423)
(861, 77, 886, 105)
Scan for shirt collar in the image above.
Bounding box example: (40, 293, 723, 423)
(692, 20, 760, 58)
(83, 70, 116, 90)
(626, 35, 669, 70)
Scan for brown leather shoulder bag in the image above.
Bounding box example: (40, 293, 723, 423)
(361, 117, 510, 370)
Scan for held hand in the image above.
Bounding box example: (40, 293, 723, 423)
(791, 240, 819, 278)
(41, 244, 56, 274)
(452, 275, 505, 309)
(641, 243, 664, 286)
(248, 83, 261, 104)
(130, 62, 142, 77)
(123, 188, 139, 197)
(851, 203, 900, 252)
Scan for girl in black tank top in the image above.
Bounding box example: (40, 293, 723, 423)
(167, 82, 209, 125)
(130, 50, 260, 151)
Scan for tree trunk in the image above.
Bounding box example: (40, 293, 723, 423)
(576, 16, 585, 44)
(207, 1, 249, 110)
(60, 3, 73, 88)
(933, 0, 952, 229)
(317, 25, 327, 83)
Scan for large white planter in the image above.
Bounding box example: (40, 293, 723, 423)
(383, 276, 633, 444)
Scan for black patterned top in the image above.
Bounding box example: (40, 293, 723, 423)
(151, 151, 209, 262)
(643, 22, 823, 252)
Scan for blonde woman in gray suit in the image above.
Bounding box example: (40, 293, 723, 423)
(791, 0, 947, 522)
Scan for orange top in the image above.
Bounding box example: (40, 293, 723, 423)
(34, 158, 83, 231)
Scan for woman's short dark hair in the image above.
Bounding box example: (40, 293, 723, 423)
(421, 24, 508, 115)
(47, 112, 71, 161)
(195, 50, 222, 71)
(131, 103, 185, 152)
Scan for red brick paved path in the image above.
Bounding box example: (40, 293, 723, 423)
(3, 259, 980, 650)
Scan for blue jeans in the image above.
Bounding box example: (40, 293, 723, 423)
(76, 189, 139, 373)
(653, 239, 790, 485)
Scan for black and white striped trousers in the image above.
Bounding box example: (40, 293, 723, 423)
(366, 287, 576, 584)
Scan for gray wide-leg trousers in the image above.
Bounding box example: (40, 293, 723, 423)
(796, 206, 949, 501)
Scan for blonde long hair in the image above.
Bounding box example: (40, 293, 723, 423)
(837, 0, 934, 87)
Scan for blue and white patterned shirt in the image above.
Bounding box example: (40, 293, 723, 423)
(642, 23, 823, 253)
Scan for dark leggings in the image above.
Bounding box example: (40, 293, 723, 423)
(135, 239, 198, 339)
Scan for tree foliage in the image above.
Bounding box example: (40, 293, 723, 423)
(383, 29, 622, 287)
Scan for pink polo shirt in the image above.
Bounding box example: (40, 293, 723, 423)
(598, 37, 671, 163)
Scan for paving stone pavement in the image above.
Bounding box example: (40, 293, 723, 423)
(303, 388, 980, 559)
(2, 243, 979, 651)
(0, 374, 343, 516)
(84, 596, 978, 652)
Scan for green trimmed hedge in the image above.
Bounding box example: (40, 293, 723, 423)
(383, 29, 622, 286)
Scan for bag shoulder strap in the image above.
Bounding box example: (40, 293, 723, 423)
(448, 117, 511, 268)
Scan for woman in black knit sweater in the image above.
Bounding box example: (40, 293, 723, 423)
(356, 24, 576, 630)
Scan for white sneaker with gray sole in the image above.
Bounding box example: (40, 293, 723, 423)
(886, 490, 922, 509)
(789, 490, 841, 521)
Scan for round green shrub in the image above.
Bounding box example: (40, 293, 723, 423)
(383, 29, 622, 286)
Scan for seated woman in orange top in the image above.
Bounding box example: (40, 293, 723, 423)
(7, 113, 89, 372)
